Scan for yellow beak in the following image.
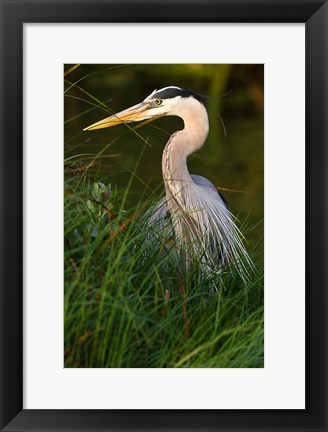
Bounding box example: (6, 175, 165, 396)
(83, 101, 157, 131)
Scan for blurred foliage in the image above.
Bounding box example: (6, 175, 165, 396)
(64, 64, 263, 247)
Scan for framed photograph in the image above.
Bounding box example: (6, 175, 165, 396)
(1, 1, 327, 431)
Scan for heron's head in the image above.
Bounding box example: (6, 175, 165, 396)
(83, 86, 205, 131)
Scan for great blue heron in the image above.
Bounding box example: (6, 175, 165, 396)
(84, 86, 253, 281)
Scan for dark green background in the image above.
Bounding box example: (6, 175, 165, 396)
(64, 64, 263, 246)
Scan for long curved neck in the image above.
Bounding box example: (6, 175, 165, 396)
(162, 100, 209, 198)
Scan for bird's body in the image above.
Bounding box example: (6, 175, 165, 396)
(84, 86, 253, 281)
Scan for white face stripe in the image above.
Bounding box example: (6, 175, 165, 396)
(144, 86, 182, 101)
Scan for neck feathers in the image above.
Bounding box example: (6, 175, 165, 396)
(162, 98, 209, 195)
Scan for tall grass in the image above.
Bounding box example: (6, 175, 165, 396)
(64, 171, 264, 368)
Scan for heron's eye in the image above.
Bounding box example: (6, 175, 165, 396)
(155, 99, 162, 106)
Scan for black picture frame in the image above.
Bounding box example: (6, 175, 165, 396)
(0, 1, 327, 431)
